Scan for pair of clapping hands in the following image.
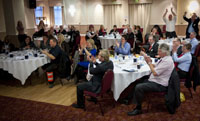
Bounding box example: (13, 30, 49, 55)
(140, 51, 152, 64)
(87, 55, 96, 63)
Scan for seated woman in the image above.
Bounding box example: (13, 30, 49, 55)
(1, 36, 15, 53)
(172, 43, 192, 79)
(21, 36, 36, 49)
(135, 25, 143, 44)
(86, 25, 101, 50)
(115, 35, 131, 55)
(40, 34, 50, 50)
(98, 25, 107, 36)
(145, 27, 160, 43)
(57, 33, 70, 55)
(72, 39, 97, 84)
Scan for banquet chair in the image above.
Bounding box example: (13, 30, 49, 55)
(147, 68, 180, 114)
(194, 44, 200, 57)
(84, 69, 114, 116)
(54, 51, 71, 86)
(180, 55, 199, 98)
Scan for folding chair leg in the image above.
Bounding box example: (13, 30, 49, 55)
(84, 96, 86, 111)
(188, 88, 193, 98)
(98, 102, 104, 116)
(59, 78, 64, 86)
(147, 100, 150, 112)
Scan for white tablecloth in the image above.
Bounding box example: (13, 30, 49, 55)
(111, 56, 152, 101)
(99, 35, 121, 49)
(0, 51, 50, 85)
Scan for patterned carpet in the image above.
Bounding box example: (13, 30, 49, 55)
(0, 84, 200, 121)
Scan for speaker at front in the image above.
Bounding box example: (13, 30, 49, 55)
(29, 0, 36, 9)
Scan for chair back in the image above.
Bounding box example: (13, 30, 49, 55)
(116, 28, 124, 34)
(99, 69, 114, 95)
(194, 44, 200, 56)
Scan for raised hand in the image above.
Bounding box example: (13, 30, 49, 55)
(166, 9, 168, 13)
(184, 11, 187, 16)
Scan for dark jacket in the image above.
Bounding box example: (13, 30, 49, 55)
(109, 29, 118, 34)
(146, 42, 159, 58)
(98, 29, 107, 36)
(171, 46, 182, 56)
(57, 51, 71, 78)
(135, 30, 143, 43)
(89, 61, 114, 93)
(165, 68, 181, 114)
(21, 41, 36, 49)
(177, 46, 182, 56)
(183, 16, 200, 38)
(126, 32, 135, 48)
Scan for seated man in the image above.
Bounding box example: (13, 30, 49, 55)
(142, 35, 159, 58)
(126, 28, 135, 48)
(72, 49, 114, 109)
(189, 32, 199, 55)
(109, 25, 118, 34)
(115, 35, 131, 55)
(127, 43, 174, 116)
(172, 43, 192, 79)
(42, 38, 62, 88)
(172, 38, 182, 56)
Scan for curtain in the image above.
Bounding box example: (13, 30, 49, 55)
(49, 7, 55, 26)
(129, 4, 151, 36)
(104, 5, 122, 32)
(62, 6, 65, 25)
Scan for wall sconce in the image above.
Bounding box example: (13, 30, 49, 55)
(68, 5, 76, 17)
(188, 1, 199, 13)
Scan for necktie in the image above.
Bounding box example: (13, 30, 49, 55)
(149, 45, 152, 51)
(178, 53, 184, 57)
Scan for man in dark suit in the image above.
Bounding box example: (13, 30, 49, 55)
(109, 25, 118, 34)
(172, 38, 182, 56)
(183, 12, 200, 38)
(126, 28, 135, 48)
(143, 35, 159, 58)
(72, 49, 114, 109)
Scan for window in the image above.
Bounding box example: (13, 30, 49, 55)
(35, 6, 43, 25)
(54, 6, 62, 25)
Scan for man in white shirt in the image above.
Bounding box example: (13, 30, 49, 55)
(163, 8, 177, 38)
(127, 43, 174, 116)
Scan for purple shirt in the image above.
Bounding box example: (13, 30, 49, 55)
(149, 56, 174, 87)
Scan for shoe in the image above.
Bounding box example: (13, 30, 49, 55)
(66, 76, 71, 81)
(87, 97, 97, 103)
(127, 109, 142, 116)
(48, 84, 54, 88)
(72, 104, 85, 109)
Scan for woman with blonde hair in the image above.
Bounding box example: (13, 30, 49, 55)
(72, 39, 97, 84)
(57, 33, 70, 55)
(57, 33, 65, 47)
